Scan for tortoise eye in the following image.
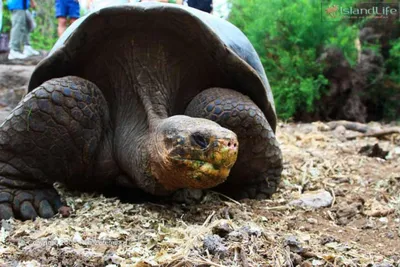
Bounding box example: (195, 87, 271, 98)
(190, 133, 209, 149)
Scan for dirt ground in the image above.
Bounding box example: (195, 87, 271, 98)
(0, 64, 399, 267)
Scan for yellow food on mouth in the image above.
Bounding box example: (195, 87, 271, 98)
(169, 145, 237, 188)
(175, 159, 231, 188)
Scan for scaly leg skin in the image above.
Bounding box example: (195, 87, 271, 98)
(185, 88, 283, 200)
(0, 76, 111, 220)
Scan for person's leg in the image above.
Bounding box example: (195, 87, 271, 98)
(9, 10, 26, 52)
(56, 0, 68, 36)
(69, 18, 78, 25)
(67, 0, 80, 26)
(22, 11, 30, 46)
(8, 10, 28, 59)
(22, 18, 40, 57)
(57, 17, 67, 36)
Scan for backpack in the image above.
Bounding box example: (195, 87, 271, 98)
(0, 34, 9, 53)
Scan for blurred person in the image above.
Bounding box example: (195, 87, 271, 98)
(7, 0, 39, 60)
(187, 0, 212, 13)
(140, 0, 183, 4)
(56, 0, 80, 37)
(86, 0, 130, 12)
(0, 0, 3, 32)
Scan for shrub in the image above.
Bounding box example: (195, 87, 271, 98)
(228, 0, 359, 120)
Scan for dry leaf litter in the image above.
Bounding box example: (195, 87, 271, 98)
(0, 121, 399, 267)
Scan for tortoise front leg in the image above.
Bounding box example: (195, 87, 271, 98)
(185, 88, 283, 199)
(0, 76, 113, 220)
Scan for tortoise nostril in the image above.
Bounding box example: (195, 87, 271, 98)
(234, 143, 237, 147)
(228, 142, 231, 147)
(191, 133, 208, 149)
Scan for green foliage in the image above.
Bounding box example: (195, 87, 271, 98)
(228, 0, 358, 120)
(387, 39, 400, 84)
(30, 0, 58, 50)
(368, 38, 400, 121)
(1, 1, 12, 33)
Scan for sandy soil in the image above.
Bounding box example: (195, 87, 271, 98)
(0, 64, 399, 267)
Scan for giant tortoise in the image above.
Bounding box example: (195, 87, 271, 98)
(0, 2, 282, 220)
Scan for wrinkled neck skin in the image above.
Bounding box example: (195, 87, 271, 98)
(113, 86, 173, 196)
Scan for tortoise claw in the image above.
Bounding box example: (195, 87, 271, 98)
(0, 186, 63, 220)
(0, 203, 14, 220)
(38, 199, 56, 218)
(216, 176, 280, 200)
(20, 201, 38, 220)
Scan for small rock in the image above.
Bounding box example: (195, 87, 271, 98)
(364, 200, 395, 217)
(104, 253, 124, 265)
(387, 232, 395, 239)
(301, 261, 313, 267)
(290, 252, 303, 266)
(334, 125, 346, 135)
(203, 235, 228, 255)
(320, 235, 337, 245)
(289, 190, 333, 209)
(284, 236, 304, 253)
(386, 147, 400, 160)
(370, 263, 394, 267)
(16, 260, 41, 267)
(361, 221, 375, 230)
(313, 122, 330, 131)
(312, 259, 325, 266)
(307, 218, 318, 224)
(240, 225, 262, 237)
(58, 206, 72, 217)
(212, 221, 233, 237)
(225, 225, 261, 242)
(330, 177, 350, 184)
(1, 220, 13, 231)
(334, 202, 363, 225)
(333, 188, 346, 197)
(226, 230, 244, 242)
(378, 217, 388, 224)
(359, 143, 388, 159)
(300, 250, 318, 259)
(72, 232, 83, 243)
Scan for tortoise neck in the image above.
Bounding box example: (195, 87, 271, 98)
(139, 92, 169, 130)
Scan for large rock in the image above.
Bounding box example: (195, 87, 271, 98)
(0, 64, 35, 108)
(0, 52, 47, 66)
(0, 109, 9, 124)
(289, 190, 333, 209)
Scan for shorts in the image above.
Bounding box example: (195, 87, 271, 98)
(55, 0, 80, 19)
(187, 0, 213, 13)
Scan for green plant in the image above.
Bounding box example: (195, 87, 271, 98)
(367, 38, 400, 121)
(2, 1, 12, 33)
(387, 39, 400, 84)
(228, 0, 358, 120)
(30, 0, 58, 50)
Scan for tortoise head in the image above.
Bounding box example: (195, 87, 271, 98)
(149, 115, 238, 190)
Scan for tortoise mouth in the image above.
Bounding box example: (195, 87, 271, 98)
(169, 157, 232, 189)
(167, 139, 238, 189)
(171, 156, 235, 169)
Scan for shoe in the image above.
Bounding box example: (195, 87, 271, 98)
(8, 49, 28, 60)
(23, 45, 40, 57)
